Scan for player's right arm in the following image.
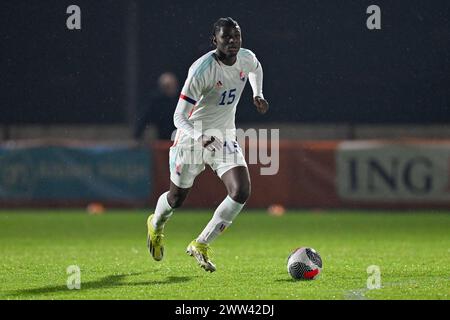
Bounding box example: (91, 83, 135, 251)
(173, 68, 222, 151)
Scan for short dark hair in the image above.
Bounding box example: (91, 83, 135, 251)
(211, 17, 240, 37)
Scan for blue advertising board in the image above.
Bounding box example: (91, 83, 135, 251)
(0, 145, 152, 201)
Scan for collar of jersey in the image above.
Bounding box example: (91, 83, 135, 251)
(213, 52, 239, 68)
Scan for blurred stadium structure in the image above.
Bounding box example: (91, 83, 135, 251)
(1, 0, 449, 209)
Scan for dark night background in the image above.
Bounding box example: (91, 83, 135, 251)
(1, 0, 449, 125)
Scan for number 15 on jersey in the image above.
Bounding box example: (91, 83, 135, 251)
(219, 89, 236, 106)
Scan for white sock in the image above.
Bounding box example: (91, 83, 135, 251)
(153, 191, 174, 230)
(197, 196, 245, 244)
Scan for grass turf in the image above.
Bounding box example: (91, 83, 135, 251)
(0, 210, 449, 300)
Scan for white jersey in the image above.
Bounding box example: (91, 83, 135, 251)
(173, 48, 263, 148)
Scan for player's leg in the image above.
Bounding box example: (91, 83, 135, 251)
(148, 146, 204, 261)
(152, 182, 191, 230)
(196, 165, 250, 244)
(187, 164, 250, 272)
(147, 183, 190, 261)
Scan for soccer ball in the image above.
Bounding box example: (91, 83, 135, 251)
(287, 247, 322, 280)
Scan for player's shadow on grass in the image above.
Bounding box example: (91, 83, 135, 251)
(7, 273, 194, 297)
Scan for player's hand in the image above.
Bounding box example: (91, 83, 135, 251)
(198, 135, 223, 152)
(253, 96, 269, 114)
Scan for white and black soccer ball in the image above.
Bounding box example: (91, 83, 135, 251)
(287, 247, 322, 280)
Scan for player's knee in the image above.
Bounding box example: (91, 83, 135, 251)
(229, 185, 251, 204)
(167, 192, 186, 208)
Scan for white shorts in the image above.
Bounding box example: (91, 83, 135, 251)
(169, 140, 247, 189)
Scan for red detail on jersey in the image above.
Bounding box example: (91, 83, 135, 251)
(180, 94, 197, 105)
(304, 269, 319, 279)
(188, 106, 196, 118)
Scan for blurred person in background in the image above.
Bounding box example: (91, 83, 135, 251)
(133, 72, 179, 140)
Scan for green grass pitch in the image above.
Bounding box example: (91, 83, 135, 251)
(0, 210, 449, 300)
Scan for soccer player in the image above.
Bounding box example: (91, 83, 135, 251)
(147, 17, 269, 272)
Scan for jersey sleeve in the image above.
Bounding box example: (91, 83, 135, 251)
(173, 68, 207, 141)
(246, 50, 264, 98)
(179, 69, 205, 106)
(244, 49, 260, 73)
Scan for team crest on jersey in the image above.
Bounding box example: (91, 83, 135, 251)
(239, 71, 246, 82)
(216, 80, 223, 88)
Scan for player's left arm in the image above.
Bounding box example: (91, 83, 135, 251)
(249, 58, 269, 114)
